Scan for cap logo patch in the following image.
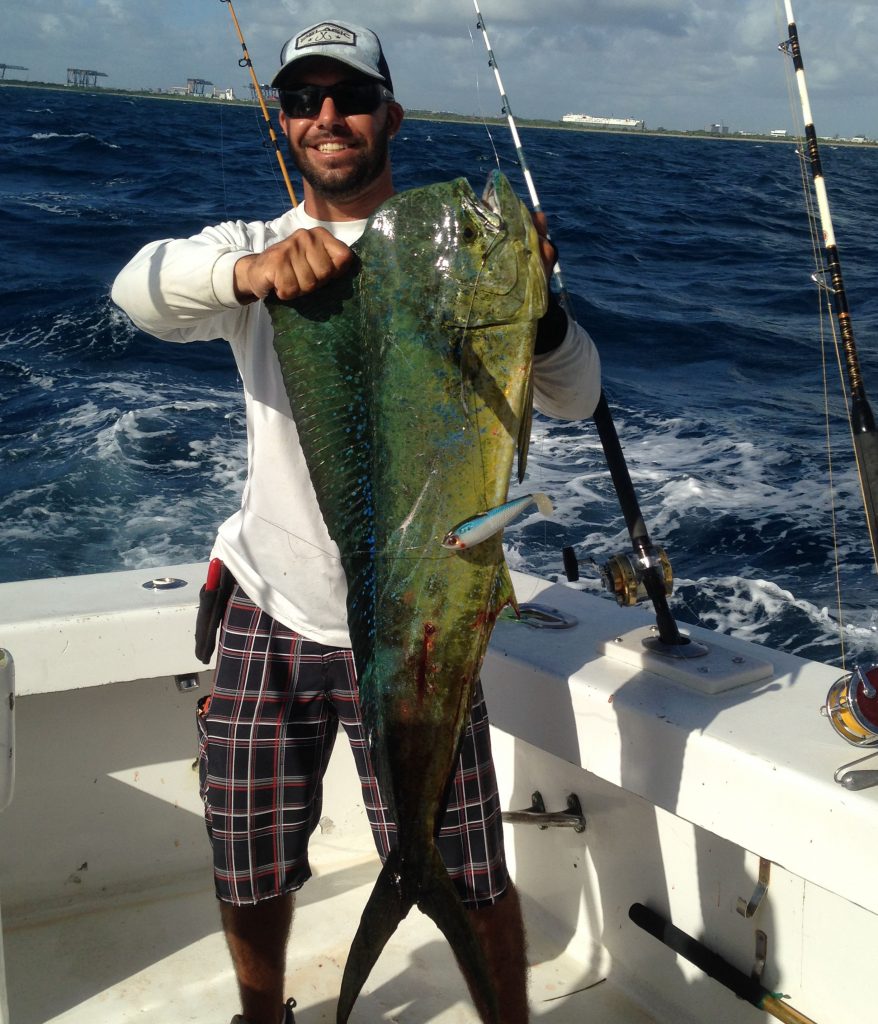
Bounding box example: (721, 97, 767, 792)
(295, 23, 357, 50)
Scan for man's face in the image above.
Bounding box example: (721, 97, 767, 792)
(278, 63, 400, 204)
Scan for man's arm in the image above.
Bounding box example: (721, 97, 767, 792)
(533, 309, 601, 422)
(111, 220, 355, 341)
(530, 212, 602, 422)
(111, 221, 257, 342)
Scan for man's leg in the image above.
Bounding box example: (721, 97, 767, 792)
(199, 588, 338, 1024)
(470, 883, 529, 1024)
(438, 681, 529, 1022)
(465, 883, 529, 1024)
(221, 894, 295, 1024)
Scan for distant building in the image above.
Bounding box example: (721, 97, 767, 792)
(186, 78, 213, 96)
(770, 129, 788, 137)
(67, 68, 107, 87)
(707, 123, 730, 135)
(562, 113, 645, 130)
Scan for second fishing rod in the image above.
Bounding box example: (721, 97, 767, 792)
(473, 0, 694, 653)
(779, 0, 878, 570)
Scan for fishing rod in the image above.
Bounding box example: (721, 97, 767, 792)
(779, 0, 878, 569)
(779, 3, 878, 765)
(472, 1, 695, 653)
(471, 2, 569, 310)
(220, 0, 298, 207)
(629, 903, 818, 1024)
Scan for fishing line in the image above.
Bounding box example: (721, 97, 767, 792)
(777, 0, 877, 666)
(816, 286, 851, 666)
(247, 98, 289, 205)
(467, 26, 503, 171)
(470, 1, 569, 308)
(455, 255, 510, 505)
(779, 4, 848, 657)
(465, 12, 557, 551)
(219, 0, 298, 207)
(218, 101, 231, 220)
(779, 0, 878, 579)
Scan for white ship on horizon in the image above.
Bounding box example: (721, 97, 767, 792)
(562, 112, 645, 129)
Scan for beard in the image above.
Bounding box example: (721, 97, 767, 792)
(289, 121, 392, 201)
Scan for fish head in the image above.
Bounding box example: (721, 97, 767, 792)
(359, 172, 546, 329)
(461, 169, 548, 328)
(411, 173, 547, 330)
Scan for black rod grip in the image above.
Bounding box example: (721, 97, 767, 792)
(592, 393, 684, 645)
(628, 903, 766, 1008)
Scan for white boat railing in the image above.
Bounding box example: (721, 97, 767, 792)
(0, 647, 12, 1024)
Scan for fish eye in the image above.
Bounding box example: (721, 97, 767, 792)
(462, 225, 477, 243)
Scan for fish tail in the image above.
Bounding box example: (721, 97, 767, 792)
(337, 852, 412, 1023)
(417, 845, 500, 1024)
(532, 491, 554, 517)
(337, 846, 499, 1023)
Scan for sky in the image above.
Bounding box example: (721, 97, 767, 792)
(2, 0, 877, 137)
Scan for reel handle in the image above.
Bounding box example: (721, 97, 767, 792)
(561, 545, 580, 582)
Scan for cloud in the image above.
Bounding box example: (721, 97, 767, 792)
(3, 0, 877, 137)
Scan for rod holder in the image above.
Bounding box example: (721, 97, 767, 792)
(502, 791, 586, 833)
(737, 857, 771, 918)
(175, 673, 200, 693)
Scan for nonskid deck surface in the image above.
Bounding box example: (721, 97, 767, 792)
(4, 823, 654, 1024)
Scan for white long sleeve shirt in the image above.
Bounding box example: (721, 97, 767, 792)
(111, 202, 601, 647)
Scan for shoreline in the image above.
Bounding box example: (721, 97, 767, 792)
(3, 79, 874, 148)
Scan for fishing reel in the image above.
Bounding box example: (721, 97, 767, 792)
(562, 544, 673, 607)
(822, 664, 878, 747)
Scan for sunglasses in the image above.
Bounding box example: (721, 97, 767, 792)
(278, 81, 393, 119)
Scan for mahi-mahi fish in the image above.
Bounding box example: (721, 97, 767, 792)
(267, 169, 547, 1023)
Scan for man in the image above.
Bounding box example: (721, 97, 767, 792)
(112, 20, 601, 1024)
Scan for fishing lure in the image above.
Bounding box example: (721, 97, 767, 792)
(442, 492, 553, 550)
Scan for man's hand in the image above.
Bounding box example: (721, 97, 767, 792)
(532, 211, 558, 283)
(531, 211, 569, 354)
(233, 227, 355, 303)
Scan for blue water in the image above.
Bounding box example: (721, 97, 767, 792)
(3, 84, 878, 665)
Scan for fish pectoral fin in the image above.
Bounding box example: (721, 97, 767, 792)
(416, 845, 500, 1024)
(516, 373, 534, 483)
(337, 852, 412, 1024)
(497, 562, 520, 619)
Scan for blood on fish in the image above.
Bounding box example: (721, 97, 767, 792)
(416, 622, 438, 700)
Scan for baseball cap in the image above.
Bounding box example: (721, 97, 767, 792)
(272, 21, 394, 93)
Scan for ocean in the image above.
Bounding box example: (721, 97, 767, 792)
(2, 84, 878, 667)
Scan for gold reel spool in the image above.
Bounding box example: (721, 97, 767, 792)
(822, 664, 878, 746)
(602, 547, 673, 607)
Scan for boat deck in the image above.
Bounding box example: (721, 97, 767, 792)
(2, 742, 655, 1024)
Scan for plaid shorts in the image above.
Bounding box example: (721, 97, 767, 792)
(197, 586, 509, 907)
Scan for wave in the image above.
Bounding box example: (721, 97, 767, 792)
(31, 131, 91, 140)
(29, 130, 120, 149)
